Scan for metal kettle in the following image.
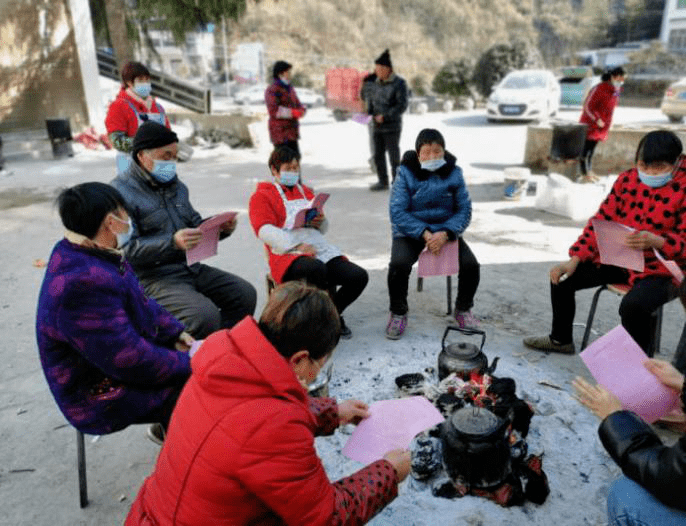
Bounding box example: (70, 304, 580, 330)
(438, 326, 498, 381)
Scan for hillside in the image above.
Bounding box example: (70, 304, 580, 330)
(226, 0, 614, 86)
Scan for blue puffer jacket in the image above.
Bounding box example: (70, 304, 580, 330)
(390, 150, 472, 240)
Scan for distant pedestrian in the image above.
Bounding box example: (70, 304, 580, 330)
(579, 66, 625, 181)
(265, 61, 306, 158)
(360, 72, 378, 174)
(105, 61, 171, 176)
(366, 49, 409, 191)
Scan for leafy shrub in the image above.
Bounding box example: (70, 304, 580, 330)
(431, 60, 473, 98)
(472, 40, 543, 97)
(411, 75, 429, 97)
(291, 71, 313, 88)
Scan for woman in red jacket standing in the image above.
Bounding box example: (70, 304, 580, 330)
(579, 66, 626, 181)
(265, 60, 306, 158)
(105, 61, 171, 175)
(125, 282, 410, 526)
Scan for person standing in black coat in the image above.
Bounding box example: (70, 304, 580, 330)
(366, 49, 408, 191)
(574, 353, 686, 524)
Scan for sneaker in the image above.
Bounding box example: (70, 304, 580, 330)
(385, 313, 407, 340)
(146, 423, 166, 446)
(454, 310, 480, 330)
(339, 317, 352, 339)
(522, 335, 575, 355)
(369, 182, 389, 191)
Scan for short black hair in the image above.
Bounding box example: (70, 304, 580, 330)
(258, 281, 340, 360)
(121, 61, 151, 88)
(272, 60, 292, 79)
(415, 128, 445, 153)
(601, 66, 625, 82)
(635, 130, 683, 166)
(268, 145, 300, 172)
(57, 182, 126, 239)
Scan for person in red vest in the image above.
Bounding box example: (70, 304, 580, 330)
(105, 61, 171, 175)
(578, 66, 626, 181)
(265, 60, 306, 158)
(125, 281, 410, 526)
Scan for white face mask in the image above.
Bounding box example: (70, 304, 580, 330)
(110, 214, 133, 248)
(420, 158, 447, 172)
(279, 170, 299, 187)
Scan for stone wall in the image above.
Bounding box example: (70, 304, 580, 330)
(524, 122, 686, 175)
(0, 0, 89, 132)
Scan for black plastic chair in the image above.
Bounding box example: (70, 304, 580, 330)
(417, 275, 454, 316)
(581, 283, 664, 356)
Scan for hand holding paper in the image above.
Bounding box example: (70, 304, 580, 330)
(418, 240, 459, 278)
(292, 193, 329, 229)
(591, 219, 644, 272)
(186, 211, 238, 265)
(342, 396, 444, 464)
(579, 325, 680, 422)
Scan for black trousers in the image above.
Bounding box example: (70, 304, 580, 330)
(550, 261, 676, 355)
(142, 264, 257, 339)
(580, 139, 598, 175)
(673, 322, 686, 374)
(373, 129, 401, 185)
(282, 255, 369, 315)
(388, 236, 480, 316)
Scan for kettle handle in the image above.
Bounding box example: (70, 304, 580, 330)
(441, 326, 486, 352)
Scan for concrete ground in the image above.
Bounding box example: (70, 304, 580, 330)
(0, 107, 683, 525)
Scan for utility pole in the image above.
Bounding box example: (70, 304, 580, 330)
(222, 16, 230, 98)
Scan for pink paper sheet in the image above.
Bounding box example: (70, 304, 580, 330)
(417, 240, 459, 277)
(654, 249, 685, 284)
(352, 113, 372, 125)
(342, 396, 444, 464)
(186, 212, 237, 265)
(591, 219, 644, 272)
(580, 325, 680, 423)
(189, 339, 203, 358)
(292, 193, 330, 228)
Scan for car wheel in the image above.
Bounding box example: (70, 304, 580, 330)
(487, 117, 497, 123)
(667, 114, 683, 124)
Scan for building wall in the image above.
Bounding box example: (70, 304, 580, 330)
(0, 0, 91, 132)
(661, 0, 686, 52)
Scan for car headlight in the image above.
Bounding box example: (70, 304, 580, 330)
(489, 95, 499, 104)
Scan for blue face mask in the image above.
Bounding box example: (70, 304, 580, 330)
(133, 82, 152, 98)
(420, 158, 447, 172)
(279, 170, 299, 187)
(149, 160, 177, 184)
(638, 169, 673, 188)
(111, 214, 133, 248)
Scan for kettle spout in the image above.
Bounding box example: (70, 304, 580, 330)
(487, 357, 500, 375)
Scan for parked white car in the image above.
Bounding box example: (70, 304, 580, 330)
(236, 84, 268, 105)
(486, 69, 561, 122)
(295, 87, 325, 108)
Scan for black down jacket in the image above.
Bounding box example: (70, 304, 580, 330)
(365, 74, 409, 133)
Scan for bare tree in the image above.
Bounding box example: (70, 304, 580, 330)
(104, 0, 134, 69)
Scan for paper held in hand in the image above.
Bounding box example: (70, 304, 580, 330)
(185, 211, 237, 265)
(418, 240, 459, 277)
(591, 219, 644, 272)
(579, 325, 680, 423)
(342, 396, 444, 464)
(292, 193, 330, 228)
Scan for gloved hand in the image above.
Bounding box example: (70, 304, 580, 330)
(292, 108, 305, 119)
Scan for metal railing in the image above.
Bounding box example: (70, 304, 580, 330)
(97, 50, 211, 114)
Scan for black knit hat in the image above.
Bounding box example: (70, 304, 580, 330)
(272, 60, 292, 79)
(132, 122, 178, 156)
(375, 49, 392, 69)
(415, 128, 445, 153)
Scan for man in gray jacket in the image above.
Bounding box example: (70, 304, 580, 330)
(366, 49, 408, 191)
(111, 122, 256, 338)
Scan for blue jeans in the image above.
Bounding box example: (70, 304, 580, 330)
(608, 477, 686, 526)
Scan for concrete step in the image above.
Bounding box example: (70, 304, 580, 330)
(1, 129, 54, 162)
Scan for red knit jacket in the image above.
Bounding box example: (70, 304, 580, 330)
(265, 80, 305, 144)
(249, 181, 316, 283)
(579, 81, 619, 142)
(125, 318, 399, 526)
(570, 157, 686, 285)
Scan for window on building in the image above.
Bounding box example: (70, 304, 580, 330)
(669, 28, 686, 51)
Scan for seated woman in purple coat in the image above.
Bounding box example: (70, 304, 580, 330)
(35, 182, 193, 441)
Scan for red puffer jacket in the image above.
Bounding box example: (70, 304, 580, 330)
(125, 317, 399, 526)
(579, 81, 619, 142)
(570, 156, 686, 286)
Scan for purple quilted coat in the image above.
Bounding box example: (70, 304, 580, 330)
(36, 239, 191, 434)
